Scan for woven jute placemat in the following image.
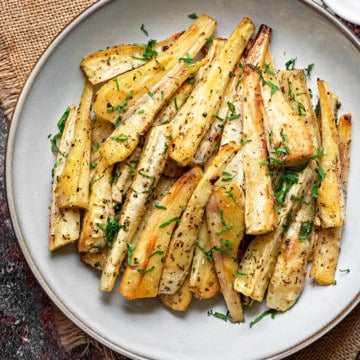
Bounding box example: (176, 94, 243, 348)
(1, 1, 359, 359)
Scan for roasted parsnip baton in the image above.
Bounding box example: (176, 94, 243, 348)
(310, 111, 352, 286)
(81, 249, 109, 271)
(278, 69, 320, 150)
(119, 166, 203, 300)
(158, 275, 193, 312)
(266, 174, 316, 311)
(78, 158, 114, 252)
(99, 57, 208, 165)
(206, 181, 246, 322)
(49, 105, 81, 251)
(337, 113, 352, 190)
(153, 81, 195, 127)
(192, 43, 243, 165)
(93, 15, 216, 124)
(100, 125, 170, 291)
(189, 219, 220, 299)
(260, 53, 315, 167)
(170, 17, 255, 166)
(242, 66, 278, 234)
(234, 165, 314, 301)
(159, 142, 239, 294)
(54, 81, 93, 209)
(89, 120, 114, 180)
(315, 79, 345, 228)
(111, 146, 143, 204)
(244, 24, 272, 66)
(309, 227, 342, 286)
(81, 32, 182, 85)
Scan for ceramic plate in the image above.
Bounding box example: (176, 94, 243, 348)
(6, 1, 360, 359)
(323, 0, 360, 25)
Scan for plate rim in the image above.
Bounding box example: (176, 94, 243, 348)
(323, 0, 360, 26)
(4, 0, 360, 359)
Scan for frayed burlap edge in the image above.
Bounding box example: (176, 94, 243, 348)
(54, 305, 127, 360)
(0, 46, 20, 121)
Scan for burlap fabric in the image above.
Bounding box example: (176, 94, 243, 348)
(0, 1, 359, 359)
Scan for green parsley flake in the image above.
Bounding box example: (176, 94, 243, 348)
(96, 216, 123, 249)
(207, 309, 232, 322)
(159, 217, 181, 228)
(249, 309, 277, 328)
(110, 133, 129, 143)
(50, 106, 70, 154)
(188, 12, 198, 19)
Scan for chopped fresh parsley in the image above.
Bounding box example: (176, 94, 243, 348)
(159, 216, 181, 228)
(304, 63, 314, 78)
(274, 170, 299, 205)
(179, 54, 194, 65)
(249, 309, 277, 328)
(299, 220, 313, 242)
(195, 240, 213, 261)
(149, 250, 165, 258)
(154, 204, 167, 210)
(214, 210, 233, 235)
(221, 170, 238, 182)
(96, 216, 123, 249)
(207, 309, 232, 322)
(285, 57, 297, 70)
(137, 266, 155, 274)
(188, 12, 198, 19)
(225, 186, 238, 205)
(127, 243, 135, 266)
(140, 23, 149, 36)
(110, 133, 129, 143)
(315, 161, 326, 181)
(339, 268, 350, 273)
(49, 106, 70, 154)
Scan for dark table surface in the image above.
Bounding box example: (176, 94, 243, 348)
(1, 13, 359, 360)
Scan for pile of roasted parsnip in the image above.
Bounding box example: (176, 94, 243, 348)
(49, 14, 352, 323)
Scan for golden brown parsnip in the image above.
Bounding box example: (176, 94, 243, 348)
(159, 142, 239, 294)
(49, 105, 81, 251)
(78, 158, 114, 252)
(55, 81, 93, 209)
(189, 220, 220, 299)
(242, 66, 278, 234)
(119, 167, 202, 300)
(81, 32, 182, 85)
(100, 125, 170, 291)
(316, 79, 345, 228)
(206, 182, 246, 322)
(170, 17, 255, 166)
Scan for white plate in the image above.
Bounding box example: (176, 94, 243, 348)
(6, 1, 360, 359)
(323, 0, 360, 25)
